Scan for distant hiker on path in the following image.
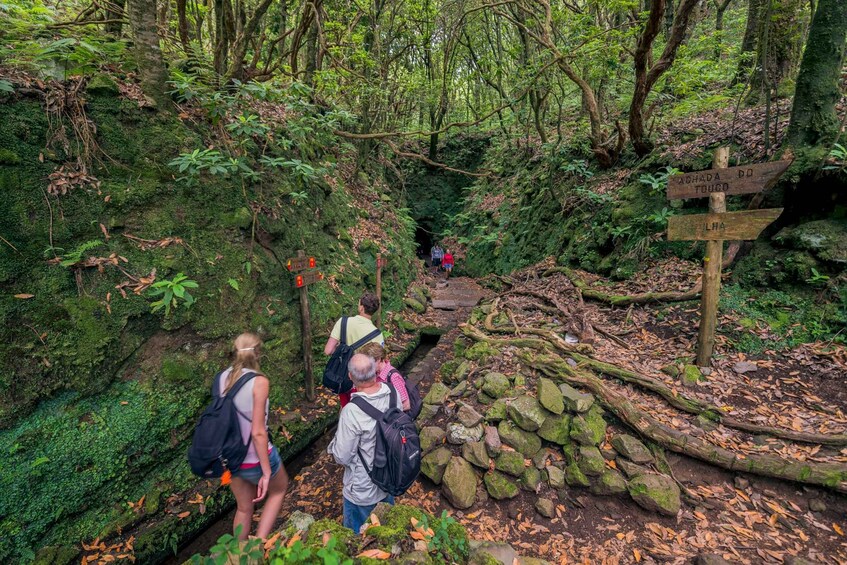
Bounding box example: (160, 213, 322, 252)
(218, 333, 289, 540)
(324, 292, 384, 408)
(328, 353, 401, 534)
(430, 244, 444, 272)
(442, 250, 454, 279)
(359, 342, 410, 412)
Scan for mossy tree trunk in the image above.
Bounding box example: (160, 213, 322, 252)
(735, 0, 765, 82)
(105, 0, 126, 36)
(127, 0, 171, 110)
(785, 0, 847, 147)
(746, 0, 808, 105)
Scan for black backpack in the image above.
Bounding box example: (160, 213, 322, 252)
(387, 368, 423, 420)
(188, 370, 257, 478)
(350, 383, 421, 496)
(322, 317, 382, 394)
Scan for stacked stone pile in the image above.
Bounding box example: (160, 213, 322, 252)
(418, 349, 682, 517)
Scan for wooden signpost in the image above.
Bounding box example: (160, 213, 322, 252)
(666, 149, 789, 367)
(288, 250, 323, 401)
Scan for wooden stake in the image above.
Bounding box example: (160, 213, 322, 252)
(375, 253, 383, 329)
(696, 147, 729, 367)
(297, 250, 315, 401)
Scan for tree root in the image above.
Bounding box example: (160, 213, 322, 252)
(571, 354, 847, 447)
(462, 324, 847, 493)
(542, 266, 702, 306)
(527, 351, 847, 494)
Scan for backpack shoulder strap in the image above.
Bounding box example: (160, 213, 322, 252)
(350, 328, 382, 350)
(227, 371, 259, 422)
(340, 317, 349, 346)
(211, 369, 225, 398)
(349, 395, 385, 421)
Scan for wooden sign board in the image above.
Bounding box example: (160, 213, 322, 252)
(667, 160, 791, 200)
(287, 256, 316, 272)
(294, 270, 323, 287)
(667, 208, 783, 241)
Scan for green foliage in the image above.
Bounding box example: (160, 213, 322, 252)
(148, 273, 199, 316)
(806, 268, 830, 287)
(190, 528, 352, 565)
(823, 143, 847, 172)
(419, 510, 469, 563)
(638, 167, 679, 196)
(57, 239, 105, 267)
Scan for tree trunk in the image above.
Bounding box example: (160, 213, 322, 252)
(630, 0, 700, 156)
(225, 0, 275, 82)
(747, 0, 807, 104)
(105, 0, 126, 36)
(126, 0, 171, 110)
(177, 0, 190, 49)
(303, 18, 319, 87)
(735, 0, 765, 81)
(786, 0, 847, 147)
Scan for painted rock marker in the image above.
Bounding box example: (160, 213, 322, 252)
(666, 150, 789, 367)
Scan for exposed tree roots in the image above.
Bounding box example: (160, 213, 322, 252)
(462, 323, 847, 494)
(542, 266, 702, 306)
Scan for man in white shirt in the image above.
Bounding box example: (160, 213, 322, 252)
(328, 354, 402, 534)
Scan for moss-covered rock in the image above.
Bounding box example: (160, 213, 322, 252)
(559, 383, 594, 413)
(775, 219, 847, 264)
(681, 365, 703, 386)
(534, 498, 555, 518)
(481, 372, 510, 398)
(421, 447, 452, 484)
(483, 471, 519, 500)
(577, 445, 606, 476)
(610, 435, 653, 464)
(546, 465, 566, 489)
(495, 450, 526, 477)
(519, 466, 542, 492)
(423, 382, 451, 405)
(485, 399, 508, 422)
(420, 426, 446, 453)
(507, 395, 548, 432)
(441, 457, 478, 509)
(537, 413, 571, 445)
(462, 440, 491, 469)
(537, 378, 564, 414)
(404, 297, 426, 314)
(465, 342, 500, 362)
(447, 423, 484, 445)
(565, 462, 590, 488)
(305, 518, 355, 554)
(589, 469, 627, 496)
(497, 420, 542, 456)
(628, 474, 681, 516)
(569, 405, 607, 446)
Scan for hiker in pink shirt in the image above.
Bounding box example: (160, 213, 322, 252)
(359, 342, 410, 411)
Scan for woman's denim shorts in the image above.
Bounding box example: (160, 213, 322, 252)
(232, 446, 282, 485)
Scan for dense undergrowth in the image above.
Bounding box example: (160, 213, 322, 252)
(0, 77, 418, 562)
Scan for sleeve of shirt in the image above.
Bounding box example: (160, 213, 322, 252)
(330, 318, 342, 341)
(390, 372, 409, 403)
(329, 406, 361, 466)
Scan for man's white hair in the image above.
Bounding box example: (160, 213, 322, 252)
(348, 353, 376, 384)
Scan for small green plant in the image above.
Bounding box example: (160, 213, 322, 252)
(560, 159, 594, 179)
(0, 79, 14, 94)
(806, 268, 830, 287)
(190, 527, 352, 565)
(419, 510, 468, 563)
(823, 143, 847, 171)
(226, 278, 240, 291)
(58, 240, 105, 268)
(638, 166, 679, 196)
(645, 207, 674, 227)
(288, 190, 309, 205)
(226, 113, 270, 139)
(610, 225, 633, 240)
(148, 273, 199, 316)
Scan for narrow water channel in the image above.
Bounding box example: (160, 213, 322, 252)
(164, 333, 441, 563)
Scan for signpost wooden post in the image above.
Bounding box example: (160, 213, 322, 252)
(666, 150, 790, 367)
(288, 250, 323, 401)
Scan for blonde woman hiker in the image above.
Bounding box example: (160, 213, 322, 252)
(216, 333, 289, 540)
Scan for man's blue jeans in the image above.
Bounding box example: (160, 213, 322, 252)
(342, 495, 394, 534)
